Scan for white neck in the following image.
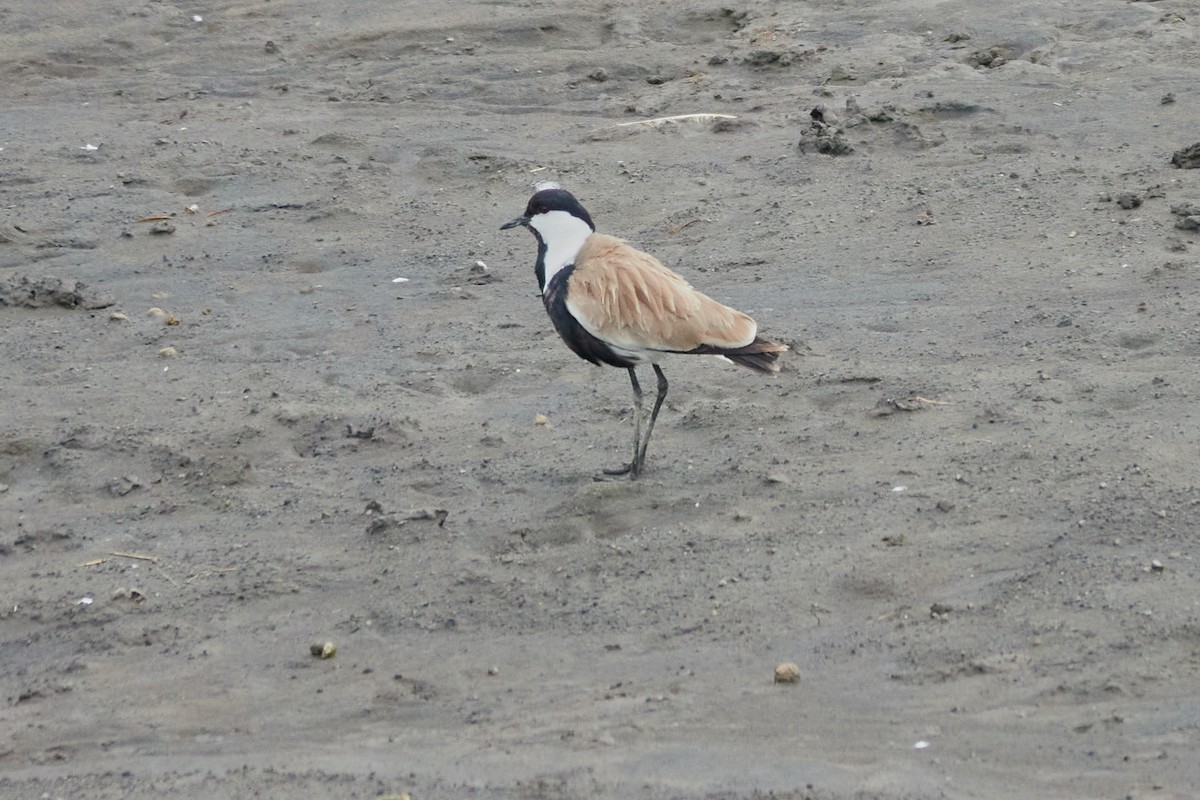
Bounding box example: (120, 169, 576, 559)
(531, 210, 592, 287)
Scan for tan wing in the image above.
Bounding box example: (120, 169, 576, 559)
(565, 234, 757, 352)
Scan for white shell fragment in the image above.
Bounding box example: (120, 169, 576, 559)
(773, 663, 801, 683)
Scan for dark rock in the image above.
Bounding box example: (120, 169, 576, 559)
(1171, 142, 1200, 169)
(0, 275, 115, 310)
(1115, 192, 1142, 209)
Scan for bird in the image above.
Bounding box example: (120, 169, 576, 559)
(501, 184, 787, 478)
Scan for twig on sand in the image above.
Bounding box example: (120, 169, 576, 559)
(666, 218, 710, 235)
(109, 551, 159, 562)
(155, 563, 181, 589)
(615, 113, 738, 129)
(186, 566, 238, 583)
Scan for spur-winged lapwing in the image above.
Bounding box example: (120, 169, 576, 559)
(501, 184, 786, 478)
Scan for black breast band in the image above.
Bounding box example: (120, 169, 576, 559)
(542, 265, 637, 369)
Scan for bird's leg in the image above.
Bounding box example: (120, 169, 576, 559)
(602, 367, 643, 477)
(633, 365, 669, 476)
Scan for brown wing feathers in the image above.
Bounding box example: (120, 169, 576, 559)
(565, 234, 785, 372)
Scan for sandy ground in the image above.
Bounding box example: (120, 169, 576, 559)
(2, 1, 1199, 798)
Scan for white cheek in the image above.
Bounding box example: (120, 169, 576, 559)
(531, 211, 592, 284)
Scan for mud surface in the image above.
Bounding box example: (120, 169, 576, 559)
(2, 1, 1199, 798)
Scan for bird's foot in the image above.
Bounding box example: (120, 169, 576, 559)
(597, 462, 639, 480)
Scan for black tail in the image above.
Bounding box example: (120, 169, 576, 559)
(682, 336, 788, 374)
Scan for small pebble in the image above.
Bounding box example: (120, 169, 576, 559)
(535, 413, 550, 426)
(310, 641, 337, 659)
(774, 662, 801, 684)
(109, 312, 129, 321)
(158, 346, 178, 358)
(1115, 192, 1142, 210)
